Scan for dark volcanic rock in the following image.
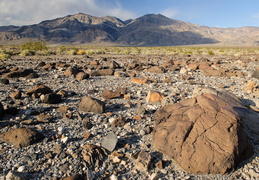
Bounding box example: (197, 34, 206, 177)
(153, 94, 253, 174)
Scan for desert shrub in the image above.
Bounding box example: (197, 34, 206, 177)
(85, 50, 95, 55)
(77, 50, 86, 55)
(0, 49, 11, 60)
(95, 50, 106, 55)
(20, 49, 35, 56)
(21, 40, 48, 52)
(68, 49, 78, 55)
(208, 50, 215, 55)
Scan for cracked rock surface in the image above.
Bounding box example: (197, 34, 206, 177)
(153, 93, 254, 174)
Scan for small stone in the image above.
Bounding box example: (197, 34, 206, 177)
(6, 171, 28, 180)
(133, 115, 142, 120)
(83, 118, 93, 130)
(102, 90, 121, 100)
(36, 114, 52, 123)
(84, 132, 91, 139)
(57, 90, 69, 97)
(17, 166, 26, 172)
(252, 69, 259, 79)
(110, 116, 126, 127)
(124, 94, 131, 100)
(0, 78, 9, 84)
(113, 156, 121, 163)
(131, 77, 148, 84)
(9, 90, 22, 99)
(64, 67, 80, 77)
(57, 106, 69, 113)
(155, 160, 164, 169)
(110, 174, 118, 180)
(61, 136, 69, 143)
(40, 93, 62, 104)
(79, 96, 105, 114)
(76, 72, 89, 81)
(135, 151, 151, 172)
(146, 90, 164, 103)
(102, 132, 118, 152)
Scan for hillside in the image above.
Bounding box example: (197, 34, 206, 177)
(0, 13, 259, 46)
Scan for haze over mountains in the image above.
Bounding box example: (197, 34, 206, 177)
(0, 13, 259, 46)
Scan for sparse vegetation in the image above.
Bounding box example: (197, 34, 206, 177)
(1, 44, 259, 58)
(0, 48, 11, 60)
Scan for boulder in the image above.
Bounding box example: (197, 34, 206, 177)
(0, 128, 45, 148)
(146, 66, 165, 73)
(64, 67, 81, 77)
(192, 87, 242, 107)
(102, 90, 121, 100)
(79, 96, 105, 114)
(193, 88, 259, 144)
(91, 69, 114, 76)
(3, 68, 34, 78)
(75, 72, 89, 81)
(26, 84, 52, 96)
(153, 94, 253, 174)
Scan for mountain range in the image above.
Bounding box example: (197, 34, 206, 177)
(0, 13, 259, 46)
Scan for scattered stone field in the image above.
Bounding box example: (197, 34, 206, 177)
(0, 53, 258, 180)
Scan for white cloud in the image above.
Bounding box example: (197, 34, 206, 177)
(160, 8, 179, 19)
(0, 0, 136, 26)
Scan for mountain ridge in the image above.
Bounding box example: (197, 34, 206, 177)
(0, 13, 259, 46)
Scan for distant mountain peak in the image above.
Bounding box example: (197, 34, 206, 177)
(0, 13, 259, 46)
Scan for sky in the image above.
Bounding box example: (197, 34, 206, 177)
(0, 0, 259, 28)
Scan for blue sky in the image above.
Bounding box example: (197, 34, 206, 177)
(0, 0, 259, 27)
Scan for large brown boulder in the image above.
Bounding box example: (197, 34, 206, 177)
(79, 96, 105, 114)
(152, 94, 253, 174)
(0, 128, 45, 148)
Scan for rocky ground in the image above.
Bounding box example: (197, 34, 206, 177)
(0, 53, 258, 180)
